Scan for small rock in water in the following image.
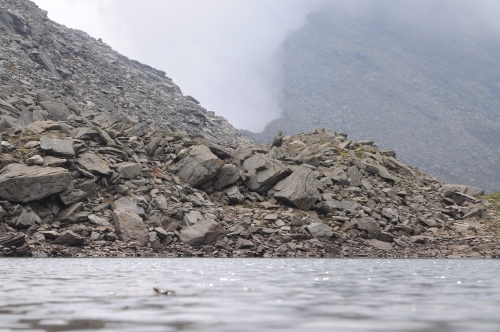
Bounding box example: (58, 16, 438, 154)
(153, 287, 176, 296)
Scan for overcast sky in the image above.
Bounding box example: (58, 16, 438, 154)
(32, 0, 500, 132)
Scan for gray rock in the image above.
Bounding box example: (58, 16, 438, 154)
(112, 210, 148, 245)
(0, 206, 6, 221)
(307, 223, 334, 239)
(56, 202, 90, 224)
(26, 154, 44, 166)
(235, 238, 254, 249)
(0, 164, 71, 202)
(117, 162, 142, 179)
(54, 230, 84, 246)
(213, 164, 240, 190)
(59, 187, 87, 206)
(113, 196, 146, 218)
(243, 154, 290, 193)
(177, 145, 223, 187)
(39, 137, 75, 158)
(12, 211, 41, 229)
(274, 166, 320, 211)
(179, 219, 226, 246)
(317, 198, 361, 213)
(40, 230, 60, 240)
(355, 217, 382, 240)
(347, 165, 361, 187)
(183, 210, 203, 226)
(225, 185, 244, 204)
(39, 101, 71, 120)
(77, 153, 112, 175)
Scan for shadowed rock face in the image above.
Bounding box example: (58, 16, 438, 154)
(247, 10, 500, 193)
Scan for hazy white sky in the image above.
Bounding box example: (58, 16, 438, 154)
(31, 0, 500, 132)
(32, 0, 323, 131)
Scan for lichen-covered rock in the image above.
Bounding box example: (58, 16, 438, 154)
(0, 164, 71, 202)
(177, 145, 223, 187)
(179, 219, 226, 246)
(274, 166, 320, 211)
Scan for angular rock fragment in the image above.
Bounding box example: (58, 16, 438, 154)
(117, 162, 142, 179)
(54, 230, 84, 246)
(0, 164, 71, 202)
(77, 153, 112, 175)
(225, 185, 244, 204)
(112, 210, 148, 245)
(39, 137, 75, 158)
(179, 219, 226, 246)
(242, 154, 290, 193)
(274, 166, 320, 211)
(11, 211, 41, 229)
(177, 145, 223, 187)
(39, 101, 71, 120)
(307, 223, 333, 239)
(213, 164, 240, 190)
(112, 196, 146, 218)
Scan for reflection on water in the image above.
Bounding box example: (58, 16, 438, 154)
(0, 258, 499, 331)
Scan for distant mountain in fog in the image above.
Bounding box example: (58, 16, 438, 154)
(245, 9, 500, 192)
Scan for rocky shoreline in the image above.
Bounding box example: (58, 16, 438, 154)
(1, 0, 500, 259)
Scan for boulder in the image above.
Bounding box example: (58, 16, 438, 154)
(59, 187, 88, 206)
(441, 184, 484, 197)
(39, 101, 71, 120)
(307, 223, 334, 239)
(242, 154, 290, 193)
(54, 230, 84, 246)
(77, 153, 112, 175)
(0, 164, 71, 202)
(347, 165, 362, 187)
(177, 145, 223, 187)
(213, 164, 240, 190)
(183, 210, 203, 226)
(274, 166, 320, 211)
(39, 137, 75, 158)
(179, 219, 226, 246)
(112, 210, 148, 245)
(225, 185, 244, 204)
(112, 196, 146, 218)
(26, 154, 44, 166)
(11, 211, 41, 229)
(0, 233, 26, 248)
(117, 162, 142, 179)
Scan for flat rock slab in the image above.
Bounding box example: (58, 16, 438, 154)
(39, 101, 71, 120)
(177, 145, 223, 187)
(179, 219, 226, 246)
(213, 164, 240, 191)
(113, 210, 148, 246)
(117, 162, 142, 179)
(77, 153, 112, 175)
(0, 164, 71, 202)
(40, 137, 75, 158)
(112, 196, 146, 218)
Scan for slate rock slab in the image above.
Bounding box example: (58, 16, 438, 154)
(0, 164, 71, 202)
(113, 210, 148, 245)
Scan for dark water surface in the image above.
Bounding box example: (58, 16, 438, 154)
(0, 258, 499, 332)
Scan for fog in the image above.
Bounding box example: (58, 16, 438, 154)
(32, 0, 500, 132)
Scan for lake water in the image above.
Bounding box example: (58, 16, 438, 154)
(0, 258, 499, 332)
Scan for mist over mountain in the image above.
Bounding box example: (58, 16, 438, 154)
(248, 5, 500, 192)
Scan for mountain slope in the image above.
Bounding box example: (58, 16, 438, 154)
(0, 0, 249, 145)
(250, 10, 500, 192)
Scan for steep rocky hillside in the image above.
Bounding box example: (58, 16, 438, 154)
(249, 10, 500, 192)
(0, 0, 249, 144)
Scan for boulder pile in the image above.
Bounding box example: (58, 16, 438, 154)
(1, 117, 499, 258)
(0, 0, 499, 258)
